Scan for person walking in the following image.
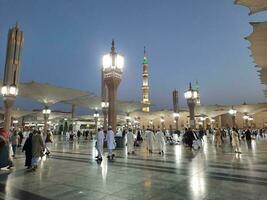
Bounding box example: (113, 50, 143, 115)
(10, 131, 19, 157)
(0, 128, 14, 169)
(95, 128, 105, 161)
(106, 126, 116, 160)
(155, 129, 165, 154)
(22, 132, 33, 169)
(77, 130, 81, 142)
(18, 130, 24, 147)
(186, 128, 195, 149)
(245, 128, 252, 141)
(45, 130, 53, 156)
(126, 128, 135, 154)
(232, 128, 241, 153)
(214, 128, 222, 148)
(146, 129, 155, 153)
(31, 130, 45, 170)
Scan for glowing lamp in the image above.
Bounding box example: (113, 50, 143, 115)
(173, 113, 180, 118)
(228, 108, 237, 115)
(102, 53, 124, 70)
(1, 85, 18, 96)
(42, 109, 51, 115)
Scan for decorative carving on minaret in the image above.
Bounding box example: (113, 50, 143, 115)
(142, 47, 150, 112)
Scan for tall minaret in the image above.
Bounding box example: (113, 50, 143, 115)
(141, 47, 150, 112)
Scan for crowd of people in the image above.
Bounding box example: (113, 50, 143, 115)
(94, 126, 267, 161)
(1, 124, 266, 170)
(0, 127, 53, 171)
(94, 126, 167, 162)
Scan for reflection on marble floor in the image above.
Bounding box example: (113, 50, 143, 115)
(1, 136, 267, 200)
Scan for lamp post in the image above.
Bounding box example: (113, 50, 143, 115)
(160, 116, 165, 130)
(126, 112, 131, 128)
(172, 89, 180, 131)
(149, 120, 153, 129)
(184, 82, 198, 129)
(173, 112, 180, 131)
(200, 115, 206, 129)
(42, 107, 51, 135)
(1, 23, 23, 131)
(228, 106, 237, 128)
(248, 116, 253, 127)
(101, 101, 109, 131)
(93, 109, 99, 133)
(243, 114, 249, 128)
(102, 40, 124, 132)
(12, 119, 19, 128)
(210, 118, 215, 129)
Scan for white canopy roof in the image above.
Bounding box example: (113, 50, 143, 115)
(0, 107, 34, 119)
(235, 0, 267, 15)
(0, 80, 141, 112)
(245, 22, 267, 88)
(63, 96, 141, 113)
(17, 81, 89, 106)
(246, 22, 267, 69)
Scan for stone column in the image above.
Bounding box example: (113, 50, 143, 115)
(3, 99, 14, 131)
(94, 116, 98, 133)
(245, 119, 248, 128)
(106, 81, 120, 132)
(187, 100, 195, 129)
(173, 89, 179, 131)
(71, 104, 75, 119)
(103, 108, 108, 130)
(232, 115, 236, 128)
(43, 113, 49, 136)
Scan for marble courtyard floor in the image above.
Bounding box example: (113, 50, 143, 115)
(1, 136, 267, 200)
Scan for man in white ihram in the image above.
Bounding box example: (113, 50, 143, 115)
(96, 127, 104, 161)
(155, 129, 165, 154)
(146, 129, 155, 153)
(106, 126, 116, 160)
(127, 128, 135, 155)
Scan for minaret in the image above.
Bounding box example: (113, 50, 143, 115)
(195, 80, 200, 105)
(141, 47, 150, 112)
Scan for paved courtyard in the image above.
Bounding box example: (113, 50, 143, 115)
(1, 136, 267, 200)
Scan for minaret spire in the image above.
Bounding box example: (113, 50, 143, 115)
(111, 39, 115, 53)
(141, 47, 150, 112)
(15, 21, 19, 28)
(144, 46, 146, 57)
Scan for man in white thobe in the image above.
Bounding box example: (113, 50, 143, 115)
(127, 129, 135, 154)
(146, 129, 155, 153)
(106, 126, 116, 159)
(155, 130, 165, 154)
(96, 128, 105, 161)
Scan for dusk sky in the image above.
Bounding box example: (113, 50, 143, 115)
(1, 0, 267, 111)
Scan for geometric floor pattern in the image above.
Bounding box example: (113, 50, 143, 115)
(1, 136, 267, 200)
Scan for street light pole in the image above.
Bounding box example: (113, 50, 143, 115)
(42, 107, 51, 136)
(243, 114, 249, 128)
(93, 109, 99, 134)
(102, 40, 124, 132)
(160, 116, 165, 130)
(101, 102, 109, 131)
(228, 106, 237, 128)
(1, 22, 23, 132)
(126, 112, 131, 128)
(184, 82, 198, 129)
(173, 113, 180, 131)
(173, 89, 179, 131)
